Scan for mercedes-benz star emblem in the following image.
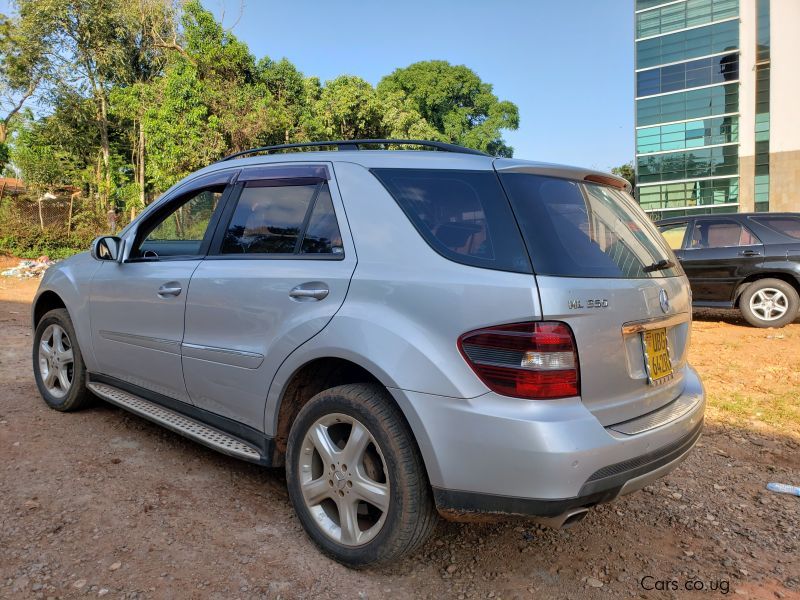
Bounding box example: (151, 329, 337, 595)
(659, 289, 670, 314)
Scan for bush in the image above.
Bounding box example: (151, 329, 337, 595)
(0, 202, 108, 259)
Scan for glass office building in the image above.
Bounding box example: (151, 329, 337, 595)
(634, 1, 800, 218)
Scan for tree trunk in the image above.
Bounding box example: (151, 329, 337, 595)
(67, 193, 75, 233)
(98, 94, 111, 208)
(138, 123, 146, 212)
(38, 197, 44, 232)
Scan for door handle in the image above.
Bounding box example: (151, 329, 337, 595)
(157, 283, 182, 297)
(738, 250, 761, 257)
(289, 283, 329, 301)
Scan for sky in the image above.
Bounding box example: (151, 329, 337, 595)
(1, 0, 636, 170)
(203, 0, 635, 170)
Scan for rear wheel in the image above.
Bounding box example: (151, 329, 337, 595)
(32, 308, 92, 411)
(285, 383, 437, 567)
(739, 279, 799, 328)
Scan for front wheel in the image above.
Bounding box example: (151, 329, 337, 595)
(739, 279, 800, 328)
(285, 383, 437, 567)
(32, 308, 92, 411)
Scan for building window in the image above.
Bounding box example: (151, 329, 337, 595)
(637, 146, 739, 183)
(636, 83, 738, 127)
(636, 52, 738, 97)
(754, 0, 770, 212)
(636, 19, 738, 69)
(637, 116, 738, 155)
(636, 0, 739, 40)
(638, 177, 739, 212)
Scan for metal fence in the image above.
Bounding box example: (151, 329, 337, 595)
(0, 195, 120, 237)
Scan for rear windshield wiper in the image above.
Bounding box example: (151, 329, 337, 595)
(643, 259, 675, 273)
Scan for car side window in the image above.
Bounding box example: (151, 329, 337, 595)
(135, 186, 225, 259)
(689, 220, 760, 249)
(658, 222, 688, 250)
(300, 185, 343, 254)
(751, 216, 800, 240)
(219, 180, 343, 256)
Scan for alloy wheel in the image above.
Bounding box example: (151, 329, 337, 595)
(749, 288, 789, 322)
(38, 324, 74, 399)
(298, 413, 390, 546)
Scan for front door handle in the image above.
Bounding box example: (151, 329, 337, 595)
(289, 282, 329, 301)
(157, 283, 182, 297)
(739, 250, 761, 257)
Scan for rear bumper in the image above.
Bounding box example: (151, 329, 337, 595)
(432, 419, 701, 518)
(389, 364, 705, 518)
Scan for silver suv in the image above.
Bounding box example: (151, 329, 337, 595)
(32, 140, 705, 566)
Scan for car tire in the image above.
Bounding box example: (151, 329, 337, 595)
(32, 308, 93, 411)
(739, 278, 800, 328)
(285, 383, 437, 567)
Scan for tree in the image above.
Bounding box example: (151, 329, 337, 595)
(14, 0, 135, 205)
(11, 110, 83, 193)
(0, 10, 49, 171)
(311, 75, 384, 140)
(611, 161, 635, 188)
(378, 60, 519, 156)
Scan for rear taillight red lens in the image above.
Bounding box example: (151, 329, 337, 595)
(458, 321, 580, 400)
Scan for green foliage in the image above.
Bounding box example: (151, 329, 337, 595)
(378, 61, 519, 156)
(0, 200, 104, 259)
(11, 113, 83, 192)
(0, 1, 520, 258)
(611, 162, 635, 187)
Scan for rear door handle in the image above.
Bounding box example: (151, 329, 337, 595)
(739, 250, 761, 256)
(157, 283, 182, 297)
(289, 282, 329, 301)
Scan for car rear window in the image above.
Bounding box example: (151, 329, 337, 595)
(750, 216, 800, 240)
(499, 173, 682, 278)
(371, 169, 532, 273)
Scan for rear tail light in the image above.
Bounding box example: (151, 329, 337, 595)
(458, 321, 580, 400)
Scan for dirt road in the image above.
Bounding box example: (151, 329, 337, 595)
(1, 259, 798, 599)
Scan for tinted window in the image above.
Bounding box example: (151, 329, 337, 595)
(221, 183, 314, 254)
(301, 186, 343, 254)
(689, 220, 760, 248)
(752, 216, 800, 240)
(136, 186, 224, 258)
(500, 173, 681, 278)
(659, 222, 689, 250)
(372, 169, 531, 273)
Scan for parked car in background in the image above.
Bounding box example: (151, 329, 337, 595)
(657, 213, 800, 328)
(32, 140, 705, 566)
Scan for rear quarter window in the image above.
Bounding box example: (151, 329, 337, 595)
(499, 173, 681, 278)
(750, 216, 800, 240)
(371, 169, 532, 273)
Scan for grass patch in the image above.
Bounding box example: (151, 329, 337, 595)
(707, 390, 800, 437)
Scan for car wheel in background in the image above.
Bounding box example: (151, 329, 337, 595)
(739, 278, 800, 328)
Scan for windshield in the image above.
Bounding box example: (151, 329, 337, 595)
(499, 173, 682, 279)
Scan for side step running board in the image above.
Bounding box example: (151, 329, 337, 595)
(87, 382, 264, 463)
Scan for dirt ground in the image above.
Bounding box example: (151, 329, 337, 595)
(1, 256, 798, 600)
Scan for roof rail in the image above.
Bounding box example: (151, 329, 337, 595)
(218, 139, 491, 162)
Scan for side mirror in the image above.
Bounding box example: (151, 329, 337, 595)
(91, 236, 123, 262)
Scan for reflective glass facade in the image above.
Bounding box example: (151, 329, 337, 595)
(638, 178, 739, 213)
(754, 0, 770, 212)
(635, 0, 740, 218)
(638, 146, 738, 183)
(636, 83, 738, 127)
(636, 19, 738, 69)
(636, 0, 738, 39)
(636, 116, 738, 154)
(637, 53, 738, 96)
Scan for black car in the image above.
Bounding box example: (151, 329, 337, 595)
(656, 213, 800, 328)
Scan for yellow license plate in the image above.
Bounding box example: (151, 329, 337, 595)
(642, 327, 673, 384)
